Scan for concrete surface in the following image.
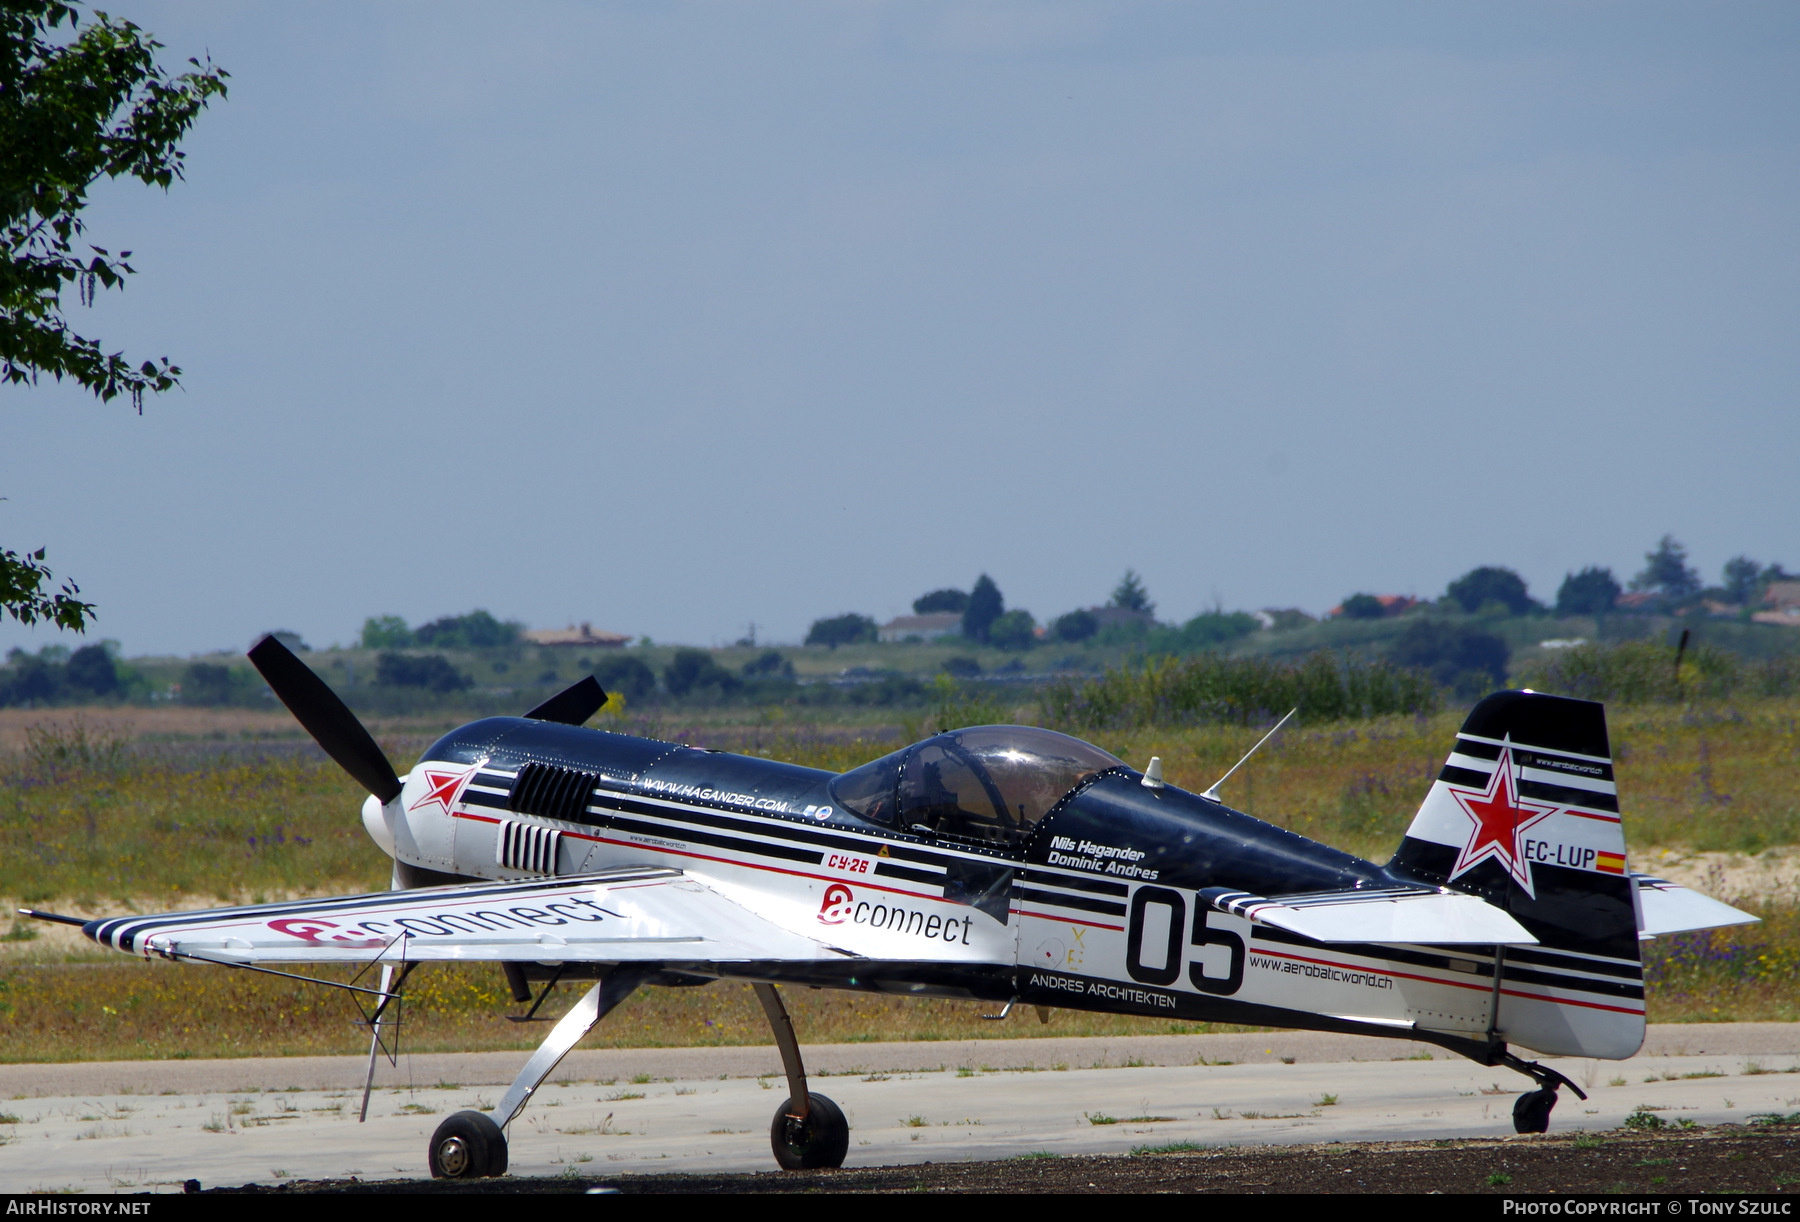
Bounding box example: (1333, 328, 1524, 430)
(2, 1025, 1796, 1193)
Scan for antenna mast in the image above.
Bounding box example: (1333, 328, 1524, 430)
(1201, 707, 1297, 802)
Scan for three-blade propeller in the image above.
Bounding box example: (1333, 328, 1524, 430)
(247, 635, 612, 803)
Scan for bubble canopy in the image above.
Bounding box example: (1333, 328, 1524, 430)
(830, 726, 1126, 847)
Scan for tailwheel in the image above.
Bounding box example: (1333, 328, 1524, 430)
(770, 1093, 849, 1170)
(429, 1110, 509, 1179)
(1512, 1087, 1557, 1134)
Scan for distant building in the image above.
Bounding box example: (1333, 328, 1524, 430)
(878, 613, 963, 642)
(1762, 581, 1800, 609)
(524, 622, 630, 648)
(1752, 580, 1800, 627)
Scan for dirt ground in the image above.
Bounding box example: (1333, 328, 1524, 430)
(210, 1128, 1800, 1195)
(1642, 846, 1800, 908)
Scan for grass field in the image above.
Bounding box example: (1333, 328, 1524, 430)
(0, 699, 1794, 1060)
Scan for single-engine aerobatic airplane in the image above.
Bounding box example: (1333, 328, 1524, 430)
(24, 636, 1757, 1179)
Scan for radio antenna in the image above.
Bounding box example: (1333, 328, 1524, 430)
(1202, 707, 1297, 802)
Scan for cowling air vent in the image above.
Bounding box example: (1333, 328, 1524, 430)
(498, 820, 560, 875)
(508, 762, 599, 824)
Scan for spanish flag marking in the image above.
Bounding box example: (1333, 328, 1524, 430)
(1595, 851, 1625, 875)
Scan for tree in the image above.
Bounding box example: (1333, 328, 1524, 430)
(413, 610, 521, 649)
(962, 575, 1004, 643)
(1049, 609, 1097, 643)
(1, 3, 228, 631)
(1632, 535, 1701, 601)
(1721, 556, 1764, 605)
(912, 588, 968, 615)
(804, 613, 876, 649)
(361, 615, 414, 649)
(741, 649, 794, 679)
(1555, 566, 1621, 617)
(986, 609, 1037, 650)
(180, 660, 234, 706)
(1445, 566, 1535, 615)
(663, 648, 740, 698)
(1108, 570, 1154, 616)
(0, 545, 91, 629)
(0, 644, 61, 705)
(1160, 610, 1259, 653)
(1392, 620, 1509, 696)
(63, 640, 116, 695)
(592, 655, 655, 703)
(1339, 593, 1386, 620)
(375, 652, 469, 693)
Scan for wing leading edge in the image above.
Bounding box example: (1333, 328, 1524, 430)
(85, 867, 844, 965)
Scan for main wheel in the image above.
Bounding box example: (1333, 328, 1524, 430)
(770, 1092, 849, 1170)
(1512, 1088, 1557, 1134)
(429, 1110, 509, 1179)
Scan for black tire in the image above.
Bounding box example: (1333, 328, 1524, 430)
(770, 1092, 849, 1170)
(1512, 1088, 1557, 1134)
(429, 1109, 509, 1179)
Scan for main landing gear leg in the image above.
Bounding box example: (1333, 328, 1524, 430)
(754, 982, 849, 1170)
(1501, 1050, 1589, 1134)
(428, 967, 650, 1180)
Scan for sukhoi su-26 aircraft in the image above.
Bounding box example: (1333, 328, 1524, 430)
(24, 637, 1756, 1179)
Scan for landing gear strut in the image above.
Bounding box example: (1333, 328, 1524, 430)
(428, 967, 650, 1179)
(1479, 949, 1587, 1136)
(754, 982, 849, 1170)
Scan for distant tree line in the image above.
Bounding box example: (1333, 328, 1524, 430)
(811, 570, 1235, 655)
(8, 534, 1791, 714)
(0, 643, 124, 707)
(361, 610, 524, 650)
(1336, 538, 1792, 624)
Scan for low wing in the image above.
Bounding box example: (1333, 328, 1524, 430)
(1203, 885, 1538, 945)
(85, 867, 845, 965)
(1632, 874, 1760, 937)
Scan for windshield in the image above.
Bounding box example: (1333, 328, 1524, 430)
(830, 726, 1125, 847)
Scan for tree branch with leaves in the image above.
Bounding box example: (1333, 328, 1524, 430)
(1, 1, 226, 631)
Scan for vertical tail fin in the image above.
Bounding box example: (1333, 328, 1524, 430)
(1391, 691, 1643, 1057)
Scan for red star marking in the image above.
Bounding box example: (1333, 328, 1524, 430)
(1446, 745, 1558, 898)
(409, 765, 476, 815)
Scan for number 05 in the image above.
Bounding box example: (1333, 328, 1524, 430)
(1190, 907, 1244, 995)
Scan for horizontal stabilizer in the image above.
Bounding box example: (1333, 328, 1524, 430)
(1202, 885, 1537, 946)
(1633, 874, 1760, 937)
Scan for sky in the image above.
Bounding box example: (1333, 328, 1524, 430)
(4, 1, 1798, 656)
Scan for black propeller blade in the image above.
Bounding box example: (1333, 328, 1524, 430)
(524, 675, 609, 726)
(248, 634, 403, 804)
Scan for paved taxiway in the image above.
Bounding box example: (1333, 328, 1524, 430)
(3, 1025, 1796, 1193)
